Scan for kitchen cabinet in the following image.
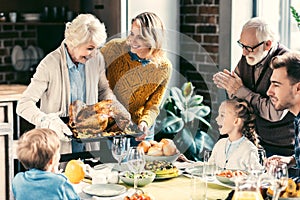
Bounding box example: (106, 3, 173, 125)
(0, 123, 13, 200)
(0, 85, 28, 200)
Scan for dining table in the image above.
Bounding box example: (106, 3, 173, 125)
(74, 162, 233, 200)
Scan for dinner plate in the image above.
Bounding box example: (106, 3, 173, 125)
(11, 45, 24, 71)
(27, 45, 39, 67)
(215, 175, 235, 186)
(185, 166, 203, 177)
(82, 184, 126, 197)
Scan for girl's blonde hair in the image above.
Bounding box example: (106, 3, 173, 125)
(64, 14, 107, 49)
(225, 98, 260, 147)
(17, 128, 60, 170)
(127, 12, 166, 59)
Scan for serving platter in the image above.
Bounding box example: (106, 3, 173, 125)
(68, 131, 143, 143)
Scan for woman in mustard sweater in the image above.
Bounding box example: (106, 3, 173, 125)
(101, 12, 172, 142)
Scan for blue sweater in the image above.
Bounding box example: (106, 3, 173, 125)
(12, 168, 80, 200)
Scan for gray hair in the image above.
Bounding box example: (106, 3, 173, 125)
(243, 17, 278, 45)
(64, 14, 107, 48)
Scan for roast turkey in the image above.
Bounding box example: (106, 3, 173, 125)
(68, 100, 129, 136)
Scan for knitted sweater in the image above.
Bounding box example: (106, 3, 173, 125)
(101, 38, 172, 127)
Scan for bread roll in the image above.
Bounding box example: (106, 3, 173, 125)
(138, 140, 151, 153)
(162, 139, 177, 156)
(147, 146, 163, 156)
(149, 140, 158, 146)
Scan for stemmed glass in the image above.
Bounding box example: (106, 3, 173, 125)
(126, 146, 145, 191)
(111, 136, 130, 171)
(249, 149, 267, 176)
(269, 161, 289, 200)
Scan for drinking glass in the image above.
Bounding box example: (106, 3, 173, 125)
(270, 162, 289, 200)
(203, 150, 216, 181)
(258, 149, 267, 168)
(111, 136, 130, 171)
(127, 146, 146, 191)
(249, 149, 267, 177)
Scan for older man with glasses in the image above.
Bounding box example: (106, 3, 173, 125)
(213, 17, 295, 158)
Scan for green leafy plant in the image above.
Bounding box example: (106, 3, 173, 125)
(157, 82, 214, 161)
(291, 6, 300, 28)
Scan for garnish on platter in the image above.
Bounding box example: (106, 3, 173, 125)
(124, 190, 153, 200)
(216, 169, 248, 185)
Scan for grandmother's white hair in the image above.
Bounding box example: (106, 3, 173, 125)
(64, 14, 107, 48)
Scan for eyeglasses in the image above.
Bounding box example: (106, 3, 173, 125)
(237, 41, 264, 52)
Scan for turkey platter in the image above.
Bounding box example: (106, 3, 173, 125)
(67, 100, 137, 139)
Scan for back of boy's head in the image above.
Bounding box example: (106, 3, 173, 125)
(17, 128, 60, 170)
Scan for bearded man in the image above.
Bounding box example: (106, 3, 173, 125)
(213, 17, 294, 157)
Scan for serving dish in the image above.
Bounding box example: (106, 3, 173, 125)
(155, 170, 182, 180)
(267, 192, 300, 200)
(119, 171, 155, 187)
(144, 152, 180, 163)
(215, 174, 235, 186)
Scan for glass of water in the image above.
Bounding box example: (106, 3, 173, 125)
(203, 150, 216, 181)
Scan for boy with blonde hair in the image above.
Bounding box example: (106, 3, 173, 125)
(12, 128, 79, 200)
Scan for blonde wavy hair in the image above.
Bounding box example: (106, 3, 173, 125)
(127, 12, 166, 59)
(64, 14, 107, 49)
(16, 128, 60, 171)
(225, 98, 260, 147)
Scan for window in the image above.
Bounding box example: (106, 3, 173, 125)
(257, 0, 300, 50)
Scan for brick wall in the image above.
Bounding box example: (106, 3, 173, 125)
(180, 0, 220, 140)
(0, 23, 38, 83)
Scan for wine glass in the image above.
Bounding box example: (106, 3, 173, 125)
(126, 146, 145, 191)
(111, 136, 130, 171)
(249, 149, 267, 177)
(269, 161, 289, 200)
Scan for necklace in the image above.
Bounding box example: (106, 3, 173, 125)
(224, 136, 245, 169)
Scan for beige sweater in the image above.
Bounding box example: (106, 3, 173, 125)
(101, 38, 172, 127)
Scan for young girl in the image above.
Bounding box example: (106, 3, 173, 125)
(209, 98, 262, 170)
(12, 128, 80, 200)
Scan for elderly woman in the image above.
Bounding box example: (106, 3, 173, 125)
(16, 14, 130, 154)
(101, 12, 172, 142)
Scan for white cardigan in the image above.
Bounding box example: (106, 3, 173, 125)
(16, 41, 128, 153)
(209, 138, 261, 171)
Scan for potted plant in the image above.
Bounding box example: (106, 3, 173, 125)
(155, 82, 215, 161)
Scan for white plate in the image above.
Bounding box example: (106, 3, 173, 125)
(82, 184, 126, 197)
(22, 48, 31, 71)
(36, 46, 44, 60)
(28, 45, 38, 60)
(11, 45, 24, 71)
(185, 166, 204, 177)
